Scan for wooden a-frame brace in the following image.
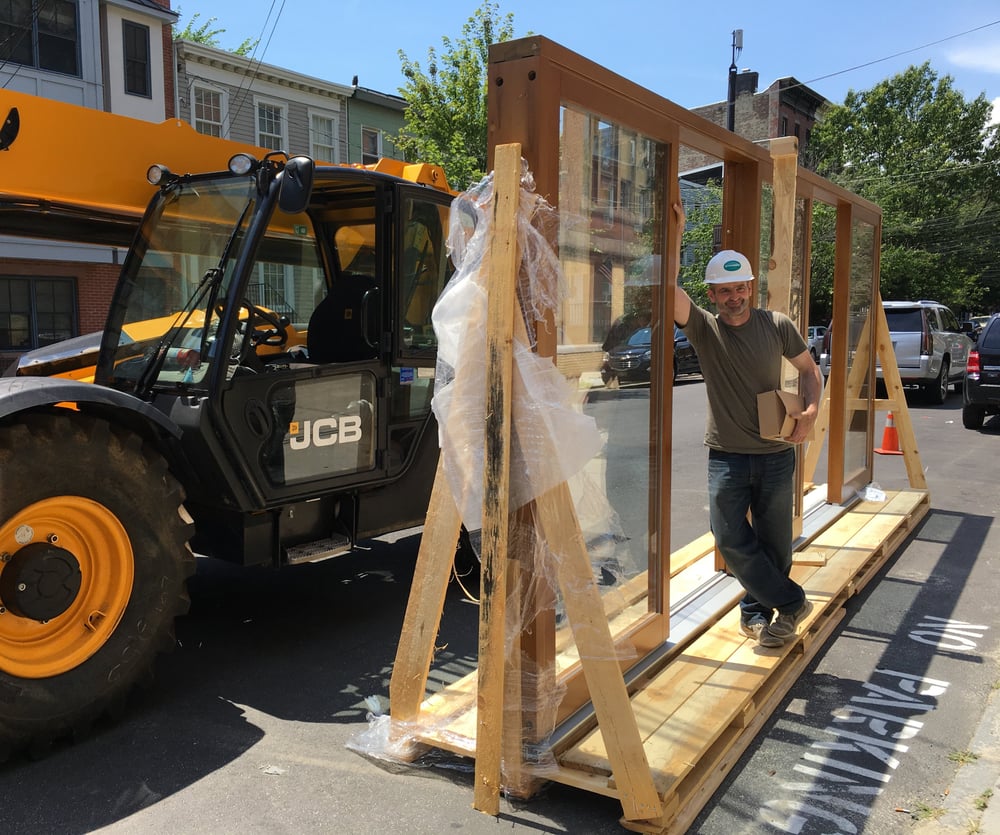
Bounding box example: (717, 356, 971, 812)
(803, 294, 927, 492)
(388, 144, 661, 822)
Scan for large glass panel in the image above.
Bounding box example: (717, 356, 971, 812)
(674, 146, 724, 553)
(559, 105, 663, 615)
(757, 182, 773, 311)
(805, 199, 836, 492)
(843, 219, 877, 486)
(792, 196, 810, 337)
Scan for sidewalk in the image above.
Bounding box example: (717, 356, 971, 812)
(913, 685, 1000, 833)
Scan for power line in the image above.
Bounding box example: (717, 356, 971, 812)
(228, 0, 288, 137)
(834, 158, 1000, 187)
(785, 18, 1000, 95)
(0, 0, 54, 88)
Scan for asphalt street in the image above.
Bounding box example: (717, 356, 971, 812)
(1, 382, 997, 835)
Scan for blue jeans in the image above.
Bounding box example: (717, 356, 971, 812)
(707, 448, 805, 625)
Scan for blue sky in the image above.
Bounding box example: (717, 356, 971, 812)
(183, 1, 1000, 118)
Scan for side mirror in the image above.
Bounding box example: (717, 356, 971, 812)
(278, 156, 315, 214)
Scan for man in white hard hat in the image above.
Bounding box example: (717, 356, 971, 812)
(673, 210, 823, 648)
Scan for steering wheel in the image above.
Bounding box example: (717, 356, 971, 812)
(230, 302, 289, 372)
(243, 302, 289, 348)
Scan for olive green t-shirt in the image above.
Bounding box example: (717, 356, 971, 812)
(682, 305, 808, 454)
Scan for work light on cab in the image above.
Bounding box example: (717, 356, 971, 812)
(228, 153, 256, 175)
(146, 164, 173, 185)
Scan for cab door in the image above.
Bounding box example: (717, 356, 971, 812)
(215, 184, 392, 507)
(383, 185, 455, 477)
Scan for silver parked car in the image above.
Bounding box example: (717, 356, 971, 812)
(820, 300, 973, 404)
(807, 325, 826, 361)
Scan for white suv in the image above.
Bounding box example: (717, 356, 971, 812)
(819, 300, 974, 404)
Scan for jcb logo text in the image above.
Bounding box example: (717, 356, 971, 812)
(288, 416, 363, 450)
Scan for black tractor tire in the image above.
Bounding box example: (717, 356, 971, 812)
(0, 412, 195, 758)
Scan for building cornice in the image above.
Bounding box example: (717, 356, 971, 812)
(175, 39, 355, 99)
(353, 86, 406, 110)
(101, 0, 178, 24)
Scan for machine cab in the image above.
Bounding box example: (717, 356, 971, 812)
(96, 155, 455, 562)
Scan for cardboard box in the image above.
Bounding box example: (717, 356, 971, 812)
(757, 390, 808, 441)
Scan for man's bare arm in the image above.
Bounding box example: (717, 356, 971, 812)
(671, 202, 691, 327)
(785, 350, 824, 443)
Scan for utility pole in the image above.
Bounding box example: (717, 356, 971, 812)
(726, 29, 743, 133)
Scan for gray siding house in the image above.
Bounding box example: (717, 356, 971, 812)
(174, 39, 355, 162)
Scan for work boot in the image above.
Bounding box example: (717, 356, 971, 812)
(740, 620, 785, 648)
(769, 599, 814, 639)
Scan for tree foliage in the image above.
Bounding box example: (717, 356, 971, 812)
(806, 62, 1000, 315)
(175, 11, 257, 56)
(395, 2, 516, 190)
(678, 181, 724, 309)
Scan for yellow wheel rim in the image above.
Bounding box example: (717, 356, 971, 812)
(0, 497, 134, 679)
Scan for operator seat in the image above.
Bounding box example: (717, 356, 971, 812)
(306, 275, 380, 363)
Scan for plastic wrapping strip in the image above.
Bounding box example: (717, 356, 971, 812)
(433, 164, 607, 532)
(443, 161, 566, 344)
(346, 660, 566, 783)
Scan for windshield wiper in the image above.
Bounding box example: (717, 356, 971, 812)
(132, 195, 255, 396)
(133, 266, 224, 395)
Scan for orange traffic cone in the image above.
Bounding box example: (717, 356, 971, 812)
(874, 410, 903, 455)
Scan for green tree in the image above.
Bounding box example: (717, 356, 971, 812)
(807, 62, 1000, 314)
(678, 180, 724, 309)
(175, 11, 257, 56)
(395, 2, 517, 190)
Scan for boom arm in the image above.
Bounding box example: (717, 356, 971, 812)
(0, 90, 265, 247)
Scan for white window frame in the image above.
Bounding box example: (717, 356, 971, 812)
(254, 97, 288, 151)
(191, 83, 228, 138)
(253, 262, 295, 317)
(309, 109, 339, 163)
(122, 19, 151, 98)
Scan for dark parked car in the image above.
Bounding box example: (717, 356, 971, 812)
(602, 326, 700, 384)
(962, 313, 1000, 429)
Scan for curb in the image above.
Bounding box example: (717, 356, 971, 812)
(912, 686, 1000, 833)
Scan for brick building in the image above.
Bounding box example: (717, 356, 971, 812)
(1, 0, 180, 370)
(682, 71, 828, 176)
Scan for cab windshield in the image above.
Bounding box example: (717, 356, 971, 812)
(106, 176, 257, 391)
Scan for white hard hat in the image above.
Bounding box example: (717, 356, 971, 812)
(705, 250, 755, 284)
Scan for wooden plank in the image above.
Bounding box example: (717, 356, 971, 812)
(647, 608, 847, 835)
(389, 460, 463, 727)
(560, 614, 747, 775)
(802, 382, 831, 485)
(872, 298, 927, 489)
(792, 548, 828, 566)
(613, 503, 919, 834)
(417, 490, 926, 766)
(535, 482, 662, 820)
(767, 135, 798, 316)
(473, 141, 522, 815)
(562, 491, 926, 790)
(637, 601, 825, 792)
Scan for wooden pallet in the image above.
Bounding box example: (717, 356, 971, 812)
(407, 489, 928, 833)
